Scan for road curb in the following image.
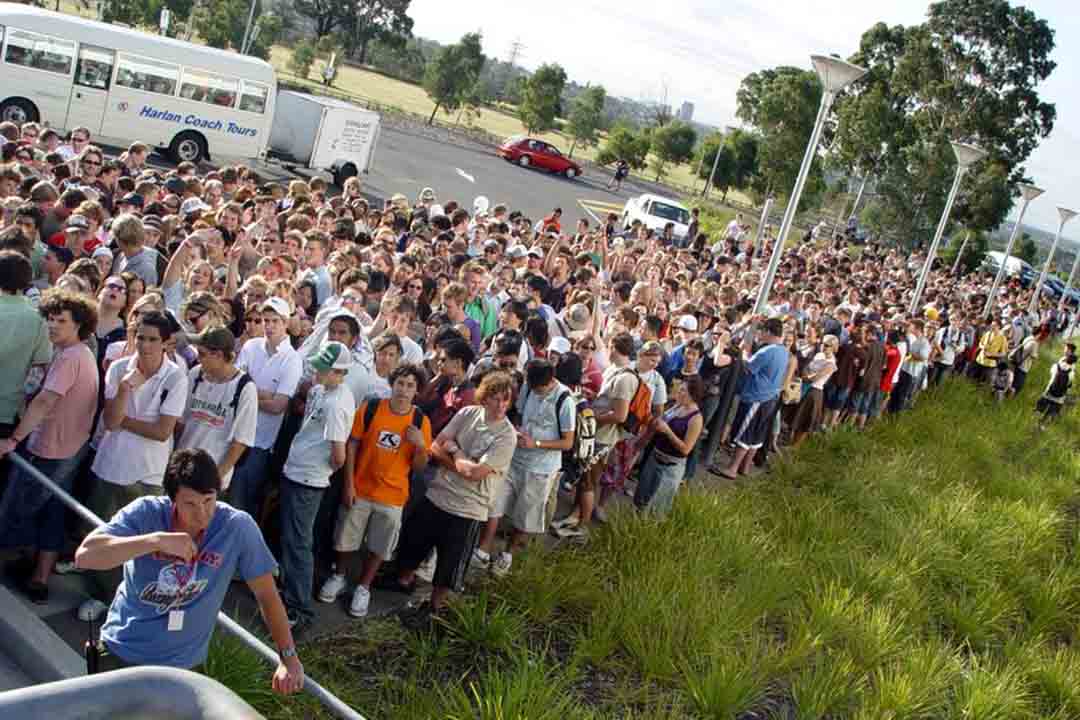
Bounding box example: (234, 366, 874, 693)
(0, 584, 85, 684)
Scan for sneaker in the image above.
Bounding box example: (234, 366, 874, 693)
(551, 513, 580, 531)
(472, 548, 491, 570)
(77, 598, 108, 622)
(318, 573, 348, 603)
(54, 560, 83, 575)
(491, 552, 513, 578)
(592, 505, 609, 524)
(399, 600, 440, 633)
(415, 551, 436, 584)
(348, 585, 371, 618)
(556, 523, 589, 541)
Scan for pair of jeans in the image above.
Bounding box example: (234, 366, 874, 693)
(634, 452, 686, 517)
(228, 447, 272, 520)
(280, 477, 325, 623)
(0, 445, 86, 553)
(887, 371, 914, 414)
(684, 393, 721, 481)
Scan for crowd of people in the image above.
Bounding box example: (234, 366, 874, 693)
(0, 117, 1077, 664)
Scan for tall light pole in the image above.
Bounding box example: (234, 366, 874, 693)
(240, 0, 258, 54)
(752, 196, 774, 259)
(1029, 207, 1078, 315)
(755, 55, 867, 314)
(1059, 242, 1080, 313)
(950, 229, 972, 276)
(982, 183, 1044, 319)
(908, 142, 986, 314)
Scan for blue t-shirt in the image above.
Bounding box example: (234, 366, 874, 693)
(739, 343, 789, 403)
(100, 496, 276, 668)
(512, 381, 577, 475)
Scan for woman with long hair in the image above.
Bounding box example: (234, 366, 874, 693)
(634, 375, 705, 517)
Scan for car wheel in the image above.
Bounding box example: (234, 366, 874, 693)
(518, 155, 531, 168)
(0, 98, 39, 125)
(169, 131, 207, 165)
(565, 168, 578, 179)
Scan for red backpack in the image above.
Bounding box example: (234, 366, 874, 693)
(617, 369, 654, 434)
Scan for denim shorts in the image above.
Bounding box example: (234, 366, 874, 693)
(850, 389, 876, 416)
(823, 384, 850, 412)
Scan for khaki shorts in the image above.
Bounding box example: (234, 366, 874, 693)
(492, 465, 560, 534)
(333, 497, 403, 559)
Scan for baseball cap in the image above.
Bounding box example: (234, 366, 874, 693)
(180, 197, 210, 217)
(483, 239, 500, 251)
(527, 247, 544, 259)
(119, 192, 144, 209)
(676, 314, 699, 332)
(506, 245, 527, 260)
(260, 297, 291, 319)
(333, 218, 355, 238)
(419, 187, 436, 202)
(91, 245, 112, 261)
(548, 336, 572, 355)
(309, 341, 353, 373)
(65, 214, 89, 231)
(164, 177, 186, 195)
(640, 340, 665, 356)
(189, 326, 235, 353)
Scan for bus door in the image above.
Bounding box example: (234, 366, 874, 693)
(65, 45, 114, 136)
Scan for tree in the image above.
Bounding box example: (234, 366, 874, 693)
(566, 85, 606, 158)
(99, 0, 195, 31)
(698, 129, 759, 200)
(342, 0, 414, 65)
(939, 229, 988, 274)
(649, 121, 696, 181)
(289, 39, 318, 78)
(832, 0, 1057, 245)
(1017, 233, 1039, 266)
(422, 32, 486, 125)
(293, 0, 352, 37)
(518, 63, 567, 134)
(597, 123, 650, 170)
(736, 66, 826, 210)
(192, 0, 280, 59)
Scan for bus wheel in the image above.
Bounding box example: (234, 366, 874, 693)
(0, 98, 38, 125)
(332, 162, 358, 188)
(169, 131, 206, 165)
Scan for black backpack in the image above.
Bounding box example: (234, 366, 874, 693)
(190, 368, 254, 418)
(1048, 363, 1071, 399)
(360, 399, 424, 436)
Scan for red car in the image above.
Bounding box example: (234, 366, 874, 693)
(497, 135, 582, 178)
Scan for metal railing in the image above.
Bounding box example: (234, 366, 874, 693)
(8, 452, 367, 720)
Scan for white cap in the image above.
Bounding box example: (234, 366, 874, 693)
(548, 336, 572, 354)
(676, 314, 698, 332)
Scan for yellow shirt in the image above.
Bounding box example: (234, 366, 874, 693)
(976, 330, 1008, 367)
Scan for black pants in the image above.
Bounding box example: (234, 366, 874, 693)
(888, 371, 914, 414)
(396, 497, 481, 592)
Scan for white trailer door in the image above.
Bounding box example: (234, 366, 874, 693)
(310, 107, 379, 173)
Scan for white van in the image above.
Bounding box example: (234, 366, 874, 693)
(0, 5, 277, 165)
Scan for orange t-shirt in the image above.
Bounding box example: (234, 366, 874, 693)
(350, 399, 432, 507)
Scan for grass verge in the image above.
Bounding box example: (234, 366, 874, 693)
(206, 345, 1080, 718)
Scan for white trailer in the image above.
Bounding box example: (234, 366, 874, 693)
(268, 90, 380, 187)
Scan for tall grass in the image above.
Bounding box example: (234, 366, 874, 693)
(216, 348, 1080, 718)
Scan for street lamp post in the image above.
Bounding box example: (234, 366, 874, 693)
(908, 142, 987, 314)
(1028, 206, 1077, 315)
(755, 55, 867, 314)
(752, 196, 774, 259)
(950, 230, 972, 276)
(982, 183, 1044, 319)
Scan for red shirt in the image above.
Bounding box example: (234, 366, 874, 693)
(880, 344, 901, 392)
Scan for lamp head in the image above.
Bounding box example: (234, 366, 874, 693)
(811, 55, 868, 93)
(1018, 184, 1045, 203)
(1058, 207, 1078, 225)
(950, 142, 987, 170)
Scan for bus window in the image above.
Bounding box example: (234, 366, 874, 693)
(180, 68, 238, 109)
(4, 28, 74, 75)
(74, 45, 114, 91)
(238, 80, 268, 114)
(115, 54, 178, 96)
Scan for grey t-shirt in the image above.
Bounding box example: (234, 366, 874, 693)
(426, 405, 516, 521)
(113, 247, 161, 286)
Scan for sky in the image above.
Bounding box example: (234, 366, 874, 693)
(409, 0, 1080, 238)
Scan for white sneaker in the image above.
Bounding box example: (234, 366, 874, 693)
(54, 560, 83, 575)
(415, 551, 436, 583)
(318, 573, 347, 603)
(492, 552, 513, 578)
(472, 548, 491, 569)
(551, 514, 580, 530)
(77, 598, 108, 622)
(348, 585, 371, 618)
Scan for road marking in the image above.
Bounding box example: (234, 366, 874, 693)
(455, 168, 475, 183)
(578, 198, 625, 224)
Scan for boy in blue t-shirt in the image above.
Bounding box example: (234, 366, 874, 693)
(75, 448, 304, 695)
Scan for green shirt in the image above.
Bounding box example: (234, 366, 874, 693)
(465, 295, 498, 340)
(0, 294, 51, 424)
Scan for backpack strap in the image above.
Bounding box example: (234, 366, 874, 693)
(362, 398, 380, 436)
(554, 389, 570, 438)
(190, 367, 204, 397)
(411, 407, 424, 429)
(231, 372, 253, 415)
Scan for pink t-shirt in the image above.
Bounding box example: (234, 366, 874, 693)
(28, 342, 99, 459)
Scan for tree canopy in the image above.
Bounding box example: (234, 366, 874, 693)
(422, 32, 486, 125)
(566, 85, 606, 158)
(518, 63, 568, 135)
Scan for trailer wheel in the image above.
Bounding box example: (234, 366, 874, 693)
(332, 162, 358, 188)
(0, 98, 39, 125)
(169, 131, 207, 165)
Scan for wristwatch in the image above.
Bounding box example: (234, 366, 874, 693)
(280, 646, 298, 659)
(534, 438, 541, 449)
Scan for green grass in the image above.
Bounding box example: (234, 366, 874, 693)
(204, 344, 1080, 719)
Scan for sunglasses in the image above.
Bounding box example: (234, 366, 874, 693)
(105, 282, 126, 291)
(82, 160, 101, 167)
(73, 137, 89, 144)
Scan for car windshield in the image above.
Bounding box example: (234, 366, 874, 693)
(649, 201, 690, 225)
(546, 145, 562, 156)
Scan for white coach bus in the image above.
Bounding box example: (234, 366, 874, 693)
(0, 4, 276, 164)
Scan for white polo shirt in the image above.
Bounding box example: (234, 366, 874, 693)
(92, 356, 188, 487)
(236, 337, 303, 450)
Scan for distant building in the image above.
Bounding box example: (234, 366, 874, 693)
(677, 101, 694, 122)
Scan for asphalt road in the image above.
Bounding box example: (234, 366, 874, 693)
(360, 125, 640, 228)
